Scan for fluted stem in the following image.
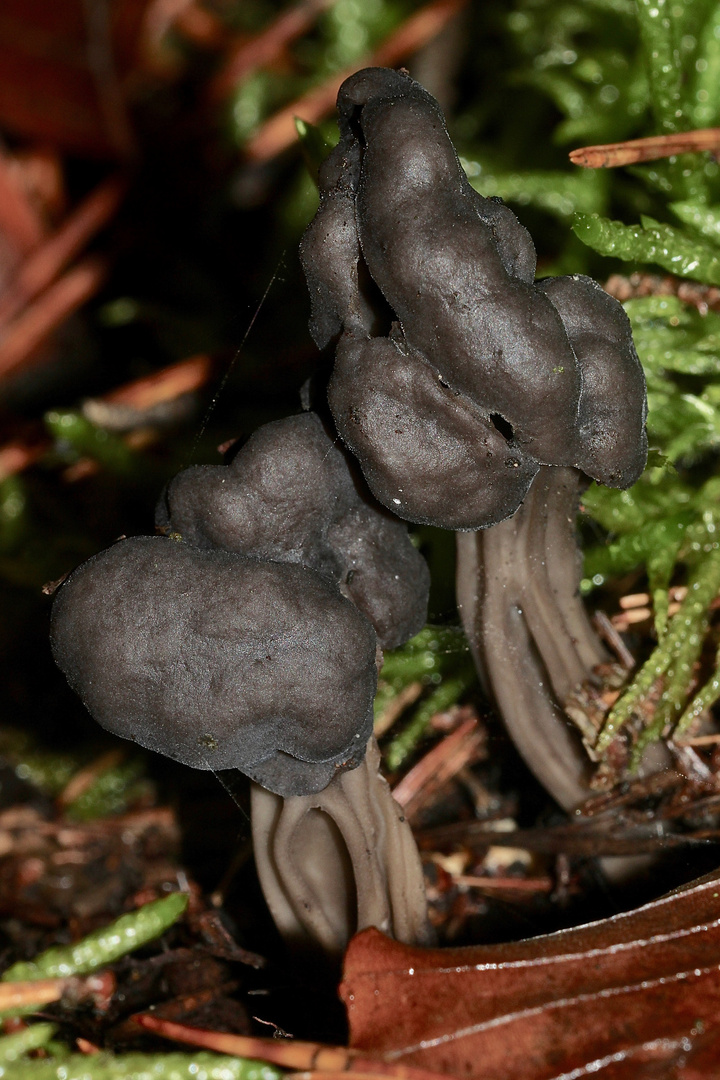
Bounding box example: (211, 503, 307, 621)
(251, 737, 432, 960)
(456, 466, 606, 810)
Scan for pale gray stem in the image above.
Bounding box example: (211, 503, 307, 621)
(456, 466, 605, 810)
(251, 737, 431, 959)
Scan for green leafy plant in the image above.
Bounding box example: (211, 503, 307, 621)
(557, 1, 720, 762)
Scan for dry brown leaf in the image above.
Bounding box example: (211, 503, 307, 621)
(341, 871, 720, 1079)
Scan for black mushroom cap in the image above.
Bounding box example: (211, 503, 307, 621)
(50, 536, 379, 798)
(156, 412, 429, 649)
(330, 335, 539, 529)
(536, 274, 648, 488)
(301, 68, 648, 530)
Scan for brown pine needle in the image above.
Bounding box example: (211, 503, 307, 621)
(391, 711, 485, 818)
(0, 354, 213, 481)
(0, 149, 45, 256)
(100, 354, 213, 411)
(56, 750, 126, 811)
(0, 978, 66, 1011)
(133, 1015, 450, 1080)
(674, 733, 720, 747)
(454, 875, 554, 892)
(0, 175, 126, 329)
(570, 127, 720, 168)
(0, 257, 108, 382)
(244, 0, 466, 163)
(619, 593, 651, 610)
(374, 681, 424, 738)
(0, 438, 46, 482)
(75, 1038, 102, 1054)
(208, 0, 336, 103)
(134, 1015, 356, 1070)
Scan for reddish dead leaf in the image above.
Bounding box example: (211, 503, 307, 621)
(570, 128, 720, 168)
(341, 871, 720, 1080)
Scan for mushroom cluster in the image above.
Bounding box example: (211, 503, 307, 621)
(301, 68, 649, 810)
(51, 412, 431, 955)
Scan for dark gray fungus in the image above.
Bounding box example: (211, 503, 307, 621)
(302, 68, 647, 529)
(157, 412, 429, 649)
(332, 335, 538, 529)
(50, 536, 378, 797)
(536, 274, 648, 489)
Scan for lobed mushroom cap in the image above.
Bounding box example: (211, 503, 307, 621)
(50, 536, 378, 797)
(302, 68, 648, 530)
(157, 413, 354, 578)
(328, 334, 538, 530)
(158, 412, 429, 649)
(537, 274, 648, 489)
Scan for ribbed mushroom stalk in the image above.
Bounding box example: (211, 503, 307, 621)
(301, 68, 650, 811)
(52, 414, 432, 958)
(252, 739, 430, 954)
(456, 467, 606, 808)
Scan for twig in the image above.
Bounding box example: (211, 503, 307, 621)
(570, 127, 720, 168)
(391, 710, 485, 819)
(374, 681, 423, 738)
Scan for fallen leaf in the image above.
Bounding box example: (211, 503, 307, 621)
(341, 870, 720, 1080)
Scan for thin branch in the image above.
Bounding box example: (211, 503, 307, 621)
(570, 127, 720, 168)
